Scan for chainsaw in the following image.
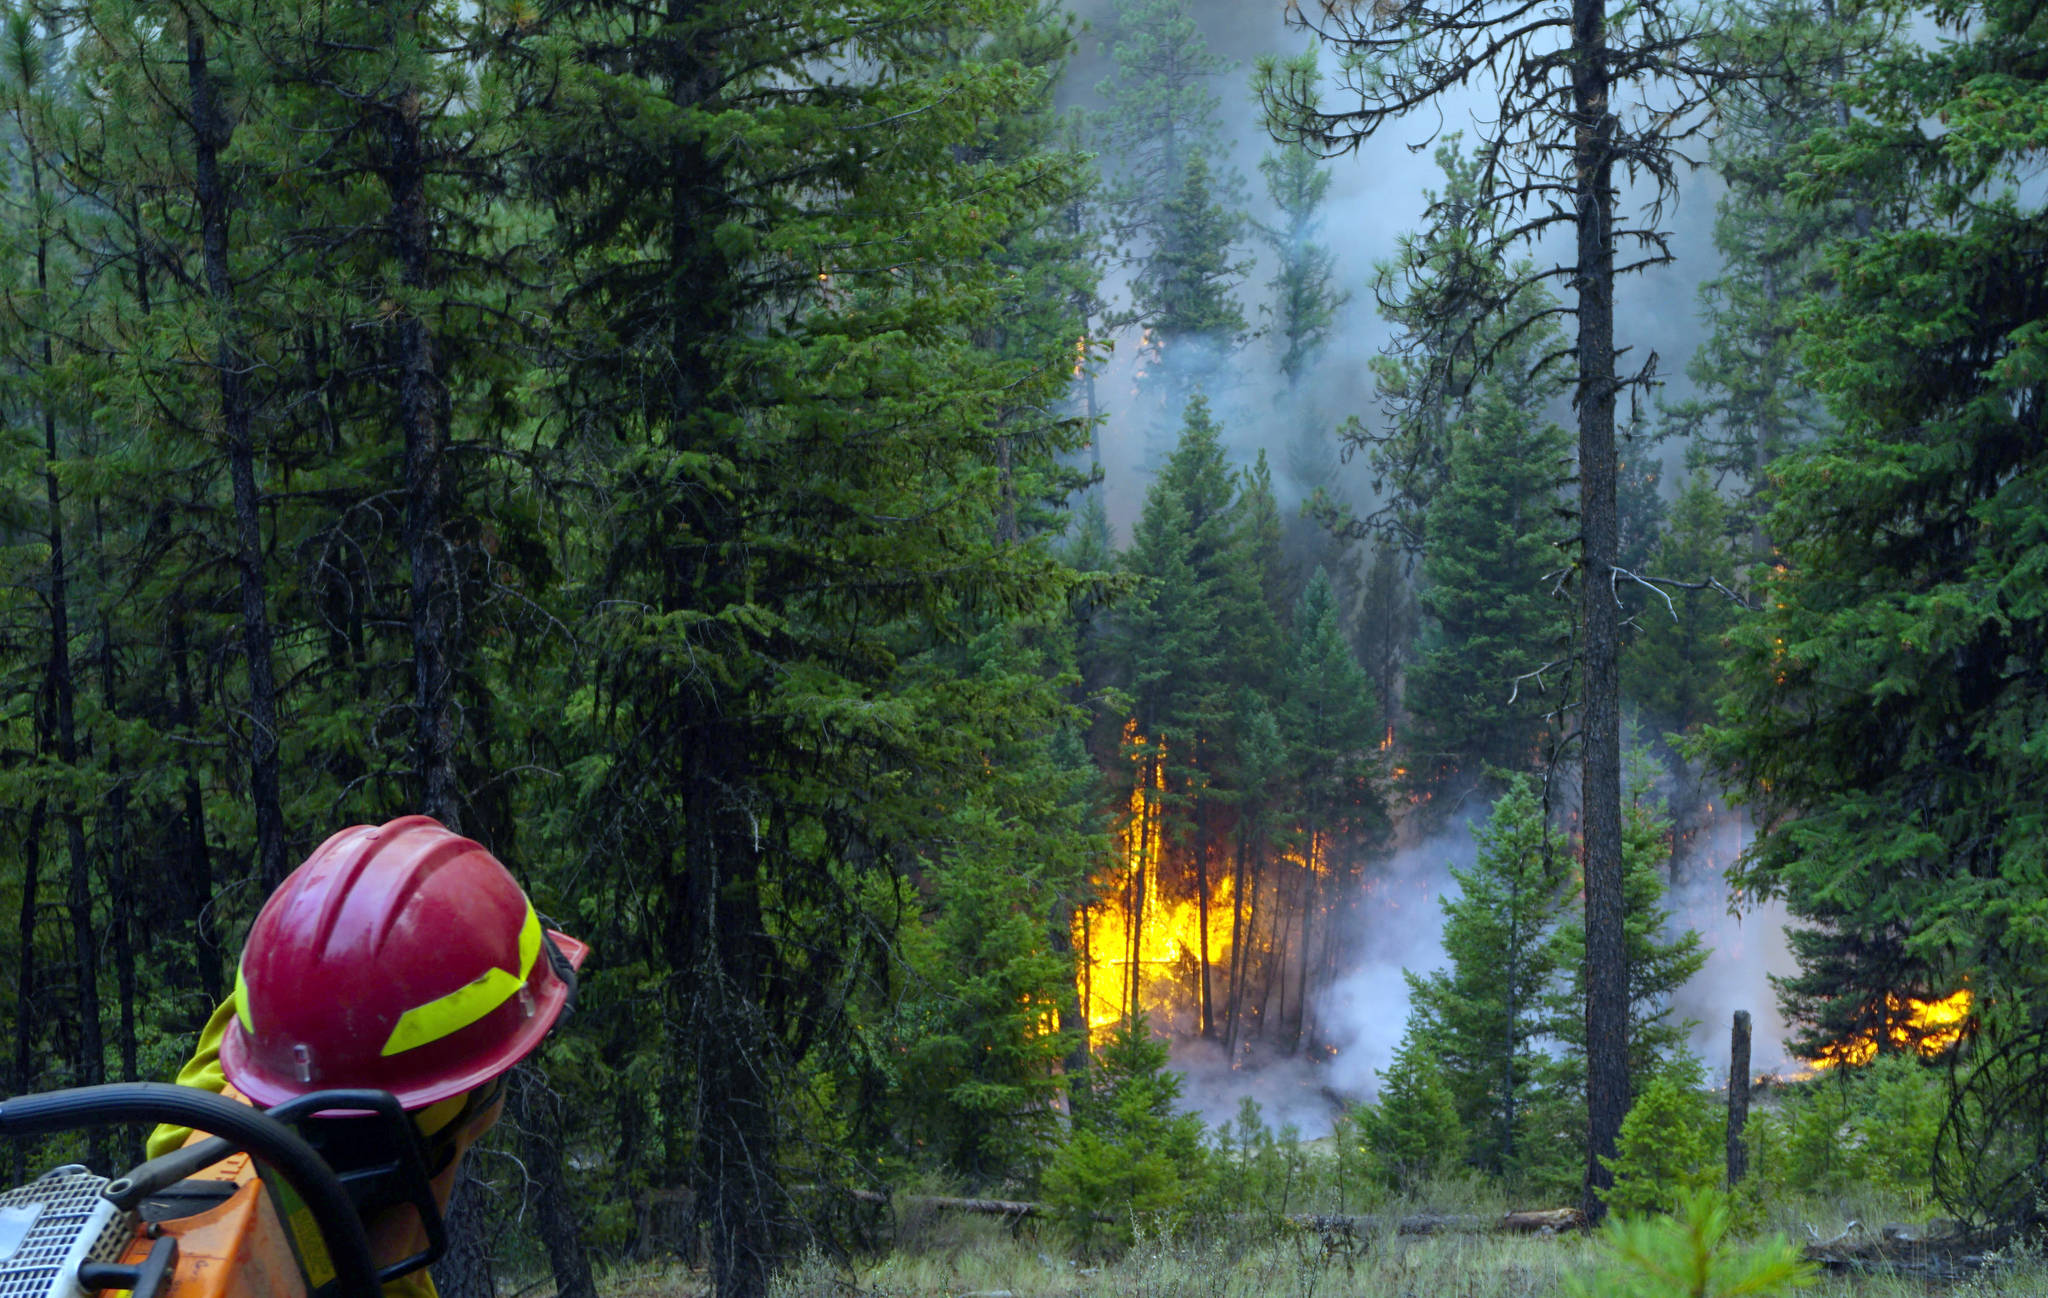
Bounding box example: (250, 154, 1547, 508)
(0, 1082, 449, 1298)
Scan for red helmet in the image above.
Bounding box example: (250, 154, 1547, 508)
(220, 815, 589, 1109)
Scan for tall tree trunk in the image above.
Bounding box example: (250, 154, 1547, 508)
(14, 795, 46, 1184)
(1292, 830, 1321, 1049)
(100, 619, 138, 1088)
(1727, 1010, 1752, 1186)
(170, 607, 220, 1006)
(186, 21, 286, 892)
(681, 773, 779, 1298)
(386, 79, 460, 829)
(510, 1067, 597, 1298)
(1223, 827, 1250, 1054)
(1127, 764, 1154, 1023)
(1573, 0, 1627, 1221)
(1195, 800, 1213, 1038)
(374, 30, 492, 1298)
(33, 143, 106, 1167)
(1049, 896, 1089, 1074)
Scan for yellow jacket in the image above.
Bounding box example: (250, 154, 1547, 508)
(150, 1001, 441, 1298)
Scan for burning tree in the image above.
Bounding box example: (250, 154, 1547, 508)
(1081, 402, 1387, 1056)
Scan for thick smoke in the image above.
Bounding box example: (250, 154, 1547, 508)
(1664, 809, 1804, 1076)
(1062, 0, 1723, 541)
(1167, 816, 1475, 1137)
(1316, 818, 1471, 1098)
(1062, 0, 1786, 1129)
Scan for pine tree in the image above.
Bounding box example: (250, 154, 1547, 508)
(1267, 0, 1744, 1206)
(891, 620, 1099, 1180)
(1359, 1016, 1466, 1188)
(521, 3, 1096, 1291)
(1109, 397, 1251, 1038)
(1624, 473, 1739, 740)
(1402, 389, 1571, 794)
(1277, 568, 1386, 1047)
(1091, 0, 1230, 238)
(1042, 1015, 1210, 1246)
(1129, 150, 1250, 416)
(1256, 140, 1348, 388)
(1404, 778, 1572, 1172)
(1665, 0, 1898, 556)
(1706, 0, 2048, 1164)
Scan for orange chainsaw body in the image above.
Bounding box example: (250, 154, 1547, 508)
(107, 1155, 306, 1298)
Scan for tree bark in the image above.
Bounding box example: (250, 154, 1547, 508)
(99, 620, 137, 1088)
(431, 1173, 496, 1298)
(1223, 826, 1250, 1054)
(169, 607, 220, 1005)
(1196, 802, 1214, 1038)
(1573, 0, 1627, 1220)
(32, 139, 105, 1167)
(510, 1067, 596, 1298)
(13, 796, 46, 1184)
(384, 74, 460, 830)
(1728, 1010, 1752, 1186)
(186, 21, 286, 892)
(682, 771, 779, 1298)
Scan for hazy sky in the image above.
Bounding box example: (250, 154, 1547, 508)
(1062, 0, 1725, 536)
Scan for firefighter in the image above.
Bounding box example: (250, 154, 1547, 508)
(148, 816, 589, 1298)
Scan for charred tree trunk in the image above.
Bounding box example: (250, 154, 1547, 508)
(187, 22, 287, 892)
(1573, 0, 1627, 1220)
(1292, 830, 1321, 1049)
(1127, 760, 1154, 1022)
(1196, 801, 1214, 1038)
(1728, 1010, 1752, 1186)
(1078, 901, 1095, 1052)
(1223, 827, 1250, 1054)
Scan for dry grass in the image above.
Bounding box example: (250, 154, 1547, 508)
(586, 1184, 2048, 1298)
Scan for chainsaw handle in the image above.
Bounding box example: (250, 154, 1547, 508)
(104, 1136, 236, 1209)
(0, 1083, 382, 1298)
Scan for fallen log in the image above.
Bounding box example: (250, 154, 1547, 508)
(850, 1190, 1062, 1219)
(1289, 1208, 1584, 1237)
(836, 1191, 1583, 1236)
(1800, 1227, 2000, 1281)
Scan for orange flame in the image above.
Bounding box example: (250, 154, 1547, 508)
(1812, 989, 1972, 1070)
(1072, 723, 1238, 1035)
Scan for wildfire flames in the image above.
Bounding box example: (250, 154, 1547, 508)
(1073, 727, 1238, 1033)
(1071, 723, 1343, 1049)
(1811, 989, 1972, 1070)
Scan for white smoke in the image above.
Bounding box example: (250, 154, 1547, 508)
(1663, 807, 1803, 1076)
(1161, 815, 1475, 1137)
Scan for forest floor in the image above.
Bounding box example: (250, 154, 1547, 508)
(591, 1205, 2048, 1298)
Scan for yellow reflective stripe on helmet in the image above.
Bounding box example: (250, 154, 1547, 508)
(234, 963, 254, 1035)
(381, 905, 543, 1057)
